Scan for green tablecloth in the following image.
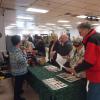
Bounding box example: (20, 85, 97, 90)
(28, 66, 87, 100)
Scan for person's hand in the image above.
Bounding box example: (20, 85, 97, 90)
(50, 51, 56, 59)
(65, 67, 76, 75)
(77, 59, 83, 64)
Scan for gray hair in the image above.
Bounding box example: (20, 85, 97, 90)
(77, 22, 92, 29)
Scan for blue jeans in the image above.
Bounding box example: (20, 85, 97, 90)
(87, 83, 100, 100)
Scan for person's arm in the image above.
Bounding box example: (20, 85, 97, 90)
(74, 60, 93, 72)
(75, 41, 97, 73)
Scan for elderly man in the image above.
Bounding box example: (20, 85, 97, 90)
(50, 34, 72, 67)
(57, 34, 72, 56)
(66, 22, 100, 100)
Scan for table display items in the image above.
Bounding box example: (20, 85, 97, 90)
(36, 57, 46, 65)
(44, 65, 61, 72)
(57, 73, 81, 82)
(42, 78, 68, 90)
(57, 73, 71, 79)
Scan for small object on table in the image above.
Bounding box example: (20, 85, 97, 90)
(0, 76, 5, 80)
(37, 57, 46, 65)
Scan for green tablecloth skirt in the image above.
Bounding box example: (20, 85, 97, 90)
(28, 66, 87, 100)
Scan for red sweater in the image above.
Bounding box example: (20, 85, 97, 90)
(75, 29, 100, 83)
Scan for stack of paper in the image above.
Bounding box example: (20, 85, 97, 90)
(56, 54, 67, 70)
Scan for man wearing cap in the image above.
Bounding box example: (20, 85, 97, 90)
(66, 22, 100, 100)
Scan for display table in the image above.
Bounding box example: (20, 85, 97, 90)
(28, 65, 87, 100)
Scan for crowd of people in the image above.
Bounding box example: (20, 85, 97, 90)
(48, 23, 100, 100)
(48, 32, 84, 69)
(49, 22, 100, 100)
(0, 22, 100, 100)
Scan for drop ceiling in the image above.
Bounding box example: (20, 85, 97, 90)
(1, 0, 100, 29)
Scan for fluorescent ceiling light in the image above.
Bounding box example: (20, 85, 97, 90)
(16, 16, 33, 20)
(26, 8, 48, 13)
(62, 24, 71, 27)
(57, 20, 70, 23)
(77, 15, 87, 19)
(38, 25, 47, 28)
(46, 23, 56, 26)
(66, 27, 72, 29)
(92, 23, 100, 26)
(97, 17, 100, 19)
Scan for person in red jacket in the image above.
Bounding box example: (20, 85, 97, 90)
(66, 22, 100, 100)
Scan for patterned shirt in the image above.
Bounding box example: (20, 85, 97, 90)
(70, 46, 85, 68)
(9, 47, 28, 76)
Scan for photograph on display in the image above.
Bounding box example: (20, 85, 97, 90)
(64, 75, 81, 82)
(57, 73, 71, 79)
(57, 73, 81, 82)
(42, 78, 68, 90)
